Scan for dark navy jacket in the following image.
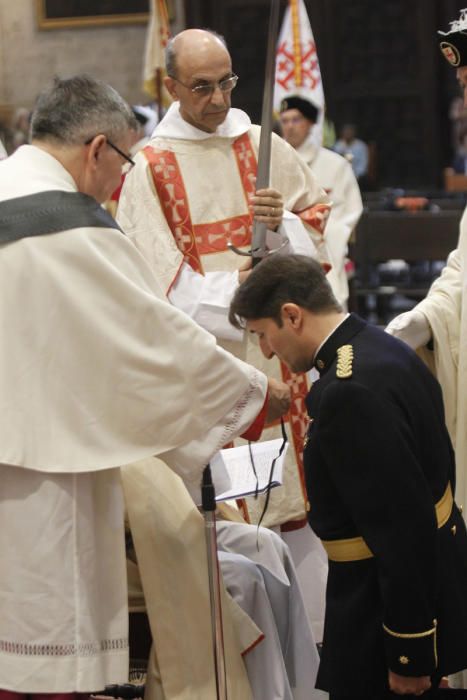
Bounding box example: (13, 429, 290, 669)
(304, 314, 467, 695)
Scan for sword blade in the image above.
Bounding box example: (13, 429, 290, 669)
(252, 0, 281, 264)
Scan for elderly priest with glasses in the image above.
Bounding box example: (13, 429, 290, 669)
(117, 32, 336, 625)
(0, 74, 299, 700)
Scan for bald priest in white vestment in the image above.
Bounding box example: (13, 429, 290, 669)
(117, 28, 339, 536)
(117, 29, 338, 651)
(0, 75, 293, 700)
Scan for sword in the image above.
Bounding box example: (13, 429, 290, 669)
(229, 0, 281, 266)
(201, 465, 228, 700)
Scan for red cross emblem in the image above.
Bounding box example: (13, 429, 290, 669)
(276, 39, 321, 91)
(440, 42, 460, 66)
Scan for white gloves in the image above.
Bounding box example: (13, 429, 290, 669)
(385, 309, 431, 350)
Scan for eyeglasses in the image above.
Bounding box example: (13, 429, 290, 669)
(84, 136, 135, 170)
(169, 74, 239, 97)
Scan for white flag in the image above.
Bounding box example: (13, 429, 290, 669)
(143, 0, 171, 107)
(274, 0, 325, 146)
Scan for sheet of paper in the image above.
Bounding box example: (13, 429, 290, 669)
(209, 453, 232, 495)
(212, 438, 288, 502)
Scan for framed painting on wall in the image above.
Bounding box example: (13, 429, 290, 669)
(36, 0, 151, 29)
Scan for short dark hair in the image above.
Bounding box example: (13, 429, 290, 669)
(229, 254, 341, 329)
(30, 74, 137, 146)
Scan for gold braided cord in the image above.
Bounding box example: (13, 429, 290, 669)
(383, 620, 437, 639)
(336, 344, 354, 379)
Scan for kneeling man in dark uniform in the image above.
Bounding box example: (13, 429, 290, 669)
(229, 254, 467, 699)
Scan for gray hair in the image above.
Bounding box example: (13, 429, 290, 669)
(30, 74, 137, 146)
(165, 29, 228, 78)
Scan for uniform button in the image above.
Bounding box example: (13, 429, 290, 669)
(459, 505, 463, 514)
(316, 359, 325, 370)
(451, 525, 457, 536)
(399, 656, 409, 665)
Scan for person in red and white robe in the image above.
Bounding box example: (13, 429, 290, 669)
(117, 28, 335, 530)
(117, 29, 337, 648)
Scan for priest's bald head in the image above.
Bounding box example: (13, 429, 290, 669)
(164, 29, 238, 133)
(30, 74, 137, 203)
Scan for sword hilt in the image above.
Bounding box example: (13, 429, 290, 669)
(227, 244, 264, 269)
(202, 464, 216, 512)
(227, 242, 267, 268)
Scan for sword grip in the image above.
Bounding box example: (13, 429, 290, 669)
(202, 464, 216, 512)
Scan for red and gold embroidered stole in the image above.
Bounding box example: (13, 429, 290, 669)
(144, 133, 312, 521)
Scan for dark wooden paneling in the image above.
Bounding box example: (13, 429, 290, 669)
(184, 0, 216, 27)
(308, 0, 441, 188)
(183, 0, 467, 188)
(355, 211, 461, 266)
(186, 0, 274, 123)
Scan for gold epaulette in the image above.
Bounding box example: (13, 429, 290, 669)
(336, 344, 354, 379)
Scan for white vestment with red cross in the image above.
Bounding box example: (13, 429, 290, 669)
(118, 101, 334, 531)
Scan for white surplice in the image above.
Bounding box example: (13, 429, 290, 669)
(405, 206, 467, 691)
(416, 208, 467, 517)
(0, 145, 267, 693)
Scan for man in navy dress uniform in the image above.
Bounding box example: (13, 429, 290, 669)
(229, 254, 467, 699)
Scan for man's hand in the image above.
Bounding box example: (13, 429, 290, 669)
(388, 671, 431, 696)
(250, 187, 284, 231)
(385, 310, 431, 350)
(238, 256, 253, 283)
(265, 377, 291, 423)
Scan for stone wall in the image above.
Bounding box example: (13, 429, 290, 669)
(0, 0, 184, 110)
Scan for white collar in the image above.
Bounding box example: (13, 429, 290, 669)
(313, 313, 350, 361)
(6, 145, 78, 193)
(297, 139, 318, 164)
(152, 101, 251, 140)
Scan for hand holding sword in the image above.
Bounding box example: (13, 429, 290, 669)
(238, 185, 285, 282)
(249, 186, 284, 231)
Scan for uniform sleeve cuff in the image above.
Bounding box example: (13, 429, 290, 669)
(383, 620, 437, 677)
